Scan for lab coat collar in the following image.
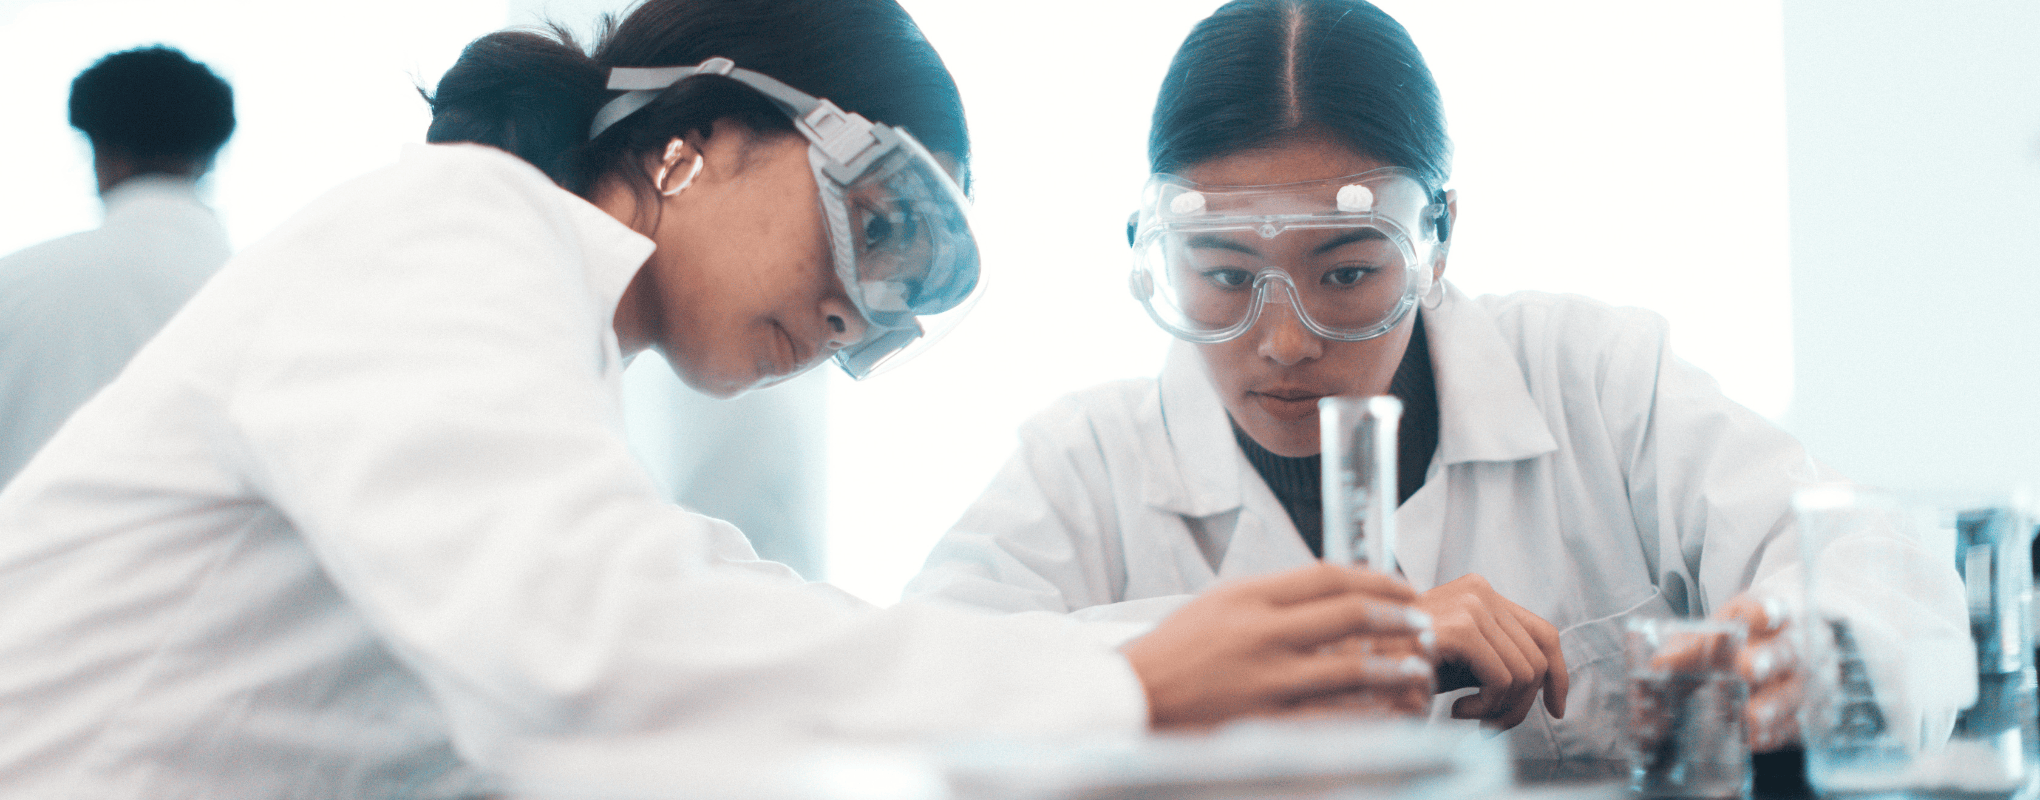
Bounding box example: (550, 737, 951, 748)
(410, 144, 657, 370)
(1148, 341, 1247, 517)
(557, 182, 655, 380)
(1144, 280, 1559, 517)
(556, 186, 657, 334)
(1392, 281, 1557, 591)
(1423, 281, 1559, 465)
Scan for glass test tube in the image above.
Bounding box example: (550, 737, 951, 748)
(1319, 395, 1401, 571)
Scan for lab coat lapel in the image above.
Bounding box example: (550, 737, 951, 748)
(538, 156, 658, 384)
(1146, 342, 1241, 517)
(1149, 342, 1316, 580)
(1393, 282, 1559, 591)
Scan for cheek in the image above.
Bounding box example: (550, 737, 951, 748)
(1195, 340, 1262, 398)
(1318, 338, 1403, 390)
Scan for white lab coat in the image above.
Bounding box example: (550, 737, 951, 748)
(908, 284, 1853, 759)
(0, 143, 1144, 799)
(0, 175, 229, 487)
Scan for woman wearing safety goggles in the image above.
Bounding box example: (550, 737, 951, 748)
(912, 0, 1964, 757)
(0, 0, 1432, 795)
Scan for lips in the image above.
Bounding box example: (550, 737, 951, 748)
(765, 323, 800, 378)
(1248, 389, 1328, 421)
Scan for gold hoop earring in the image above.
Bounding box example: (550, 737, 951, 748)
(654, 139, 703, 197)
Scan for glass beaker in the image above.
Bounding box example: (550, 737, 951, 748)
(1623, 617, 1752, 800)
(1318, 395, 1401, 570)
(1792, 485, 2037, 799)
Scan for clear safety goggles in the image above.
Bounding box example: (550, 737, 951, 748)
(591, 57, 981, 379)
(1128, 168, 1444, 344)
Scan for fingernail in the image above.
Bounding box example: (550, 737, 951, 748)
(1360, 655, 1434, 680)
(1748, 648, 1776, 684)
(1750, 700, 1779, 731)
(1368, 604, 1428, 630)
(1761, 597, 1791, 631)
(1418, 629, 1437, 653)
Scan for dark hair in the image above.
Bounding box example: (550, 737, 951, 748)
(424, 0, 967, 203)
(1150, 0, 1450, 195)
(69, 46, 235, 167)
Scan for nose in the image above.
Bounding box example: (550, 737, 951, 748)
(820, 296, 869, 351)
(1254, 288, 1323, 366)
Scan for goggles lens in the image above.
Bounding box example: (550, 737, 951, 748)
(815, 131, 981, 378)
(1131, 169, 1439, 343)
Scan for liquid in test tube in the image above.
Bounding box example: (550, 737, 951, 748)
(1319, 395, 1401, 571)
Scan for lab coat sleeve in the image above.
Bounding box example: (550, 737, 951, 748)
(1605, 307, 1969, 742)
(1601, 308, 1826, 615)
(217, 151, 1146, 785)
(905, 392, 1138, 615)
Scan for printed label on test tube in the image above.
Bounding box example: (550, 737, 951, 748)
(1319, 395, 1401, 571)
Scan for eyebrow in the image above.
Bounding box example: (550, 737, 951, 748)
(1185, 233, 1262, 257)
(1311, 228, 1388, 256)
(1185, 228, 1389, 258)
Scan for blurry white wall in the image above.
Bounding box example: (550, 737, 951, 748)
(1781, 0, 2040, 492)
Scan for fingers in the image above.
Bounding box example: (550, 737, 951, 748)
(1720, 593, 1791, 636)
(1745, 671, 1803, 752)
(1129, 566, 1429, 729)
(1510, 603, 1569, 719)
(1649, 630, 1738, 674)
(1735, 637, 1795, 689)
(1265, 594, 1429, 650)
(1233, 562, 1417, 606)
(1485, 609, 1546, 729)
(1422, 575, 1566, 730)
(1271, 649, 1433, 703)
(1444, 615, 1519, 722)
(1735, 633, 1800, 752)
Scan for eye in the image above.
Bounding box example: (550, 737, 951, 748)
(1323, 265, 1378, 287)
(862, 212, 893, 250)
(860, 200, 918, 252)
(1203, 268, 1254, 288)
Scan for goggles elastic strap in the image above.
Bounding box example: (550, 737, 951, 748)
(586, 57, 979, 380)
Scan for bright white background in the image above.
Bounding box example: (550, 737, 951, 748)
(11, 1, 2023, 609)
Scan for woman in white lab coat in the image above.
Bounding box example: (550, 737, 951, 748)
(906, 0, 1848, 760)
(0, 0, 1434, 796)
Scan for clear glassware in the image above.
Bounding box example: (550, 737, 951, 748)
(1623, 617, 1752, 800)
(1318, 395, 1402, 570)
(1792, 485, 2038, 799)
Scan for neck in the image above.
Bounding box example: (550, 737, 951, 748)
(93, 150, 202, 196)
(591, 172, 664, 357)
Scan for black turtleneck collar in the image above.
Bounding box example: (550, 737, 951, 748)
(1232, 313, 1441, 559)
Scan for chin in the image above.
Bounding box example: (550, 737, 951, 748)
(1245, 417, 1322, 458)
(673, 366, 755, 400)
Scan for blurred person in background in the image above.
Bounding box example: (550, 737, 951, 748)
(0, 45, 234, 487)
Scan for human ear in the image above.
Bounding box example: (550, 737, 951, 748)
(1433, 189, 1457, 279)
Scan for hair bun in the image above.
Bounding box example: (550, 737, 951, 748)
(425, 27, 608, 186)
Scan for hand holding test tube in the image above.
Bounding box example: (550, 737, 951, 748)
(1304, 396, 1432, 717)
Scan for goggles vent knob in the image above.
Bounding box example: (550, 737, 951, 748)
(1336, 184, 1374, 213)
(1169, 191, 1206, 215)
